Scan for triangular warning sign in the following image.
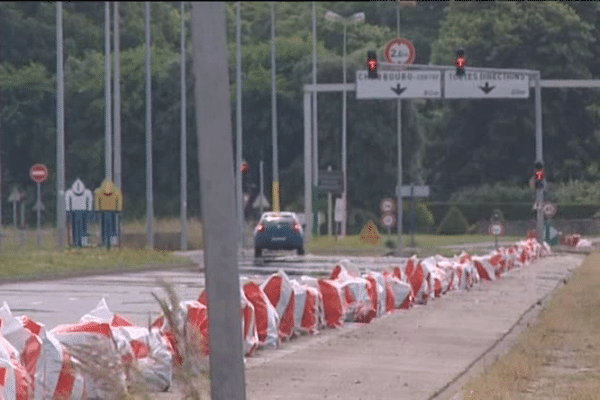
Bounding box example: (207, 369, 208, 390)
(360, 220, 381, 246)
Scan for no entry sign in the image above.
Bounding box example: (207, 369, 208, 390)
(30, 164, 48, 184)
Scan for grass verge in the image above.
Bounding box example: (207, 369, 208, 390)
(308, 234, 524, 257)
(0, 247, 191, 279)
(458, 252, 600, 400)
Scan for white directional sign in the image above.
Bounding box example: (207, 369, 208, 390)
(356, 70, 441, 99)
(444, 70, 530, 99)
(398, 185, 430, 198)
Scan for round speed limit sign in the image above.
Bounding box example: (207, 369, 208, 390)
(384, 38, 416, 65)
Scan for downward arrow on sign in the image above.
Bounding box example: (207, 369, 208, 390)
(479, 82, 495, 94)
(391, 83, 407, 95)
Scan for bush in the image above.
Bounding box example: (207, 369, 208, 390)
(402, 201, 435, 233)
(436, 205, 469, 235)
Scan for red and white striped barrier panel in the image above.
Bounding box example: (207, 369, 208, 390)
(405, 256, 430, 305)
(50, 320, 127, 399)
(243, 281, 281, 349)
(261, 270, 296, 341)
(82, 299, 172, 392)
(294, 277, 326, 335)
(330, 265, 377, 323)
(198, 286, 259, 357)
(0, 319, 33, 400)
(0, 302, 85, 400)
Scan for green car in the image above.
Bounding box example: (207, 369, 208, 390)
(254, 212, 305, 257)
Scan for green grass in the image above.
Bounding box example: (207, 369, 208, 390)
(0, 225, 192, 279)
(307, 233, 525, 257)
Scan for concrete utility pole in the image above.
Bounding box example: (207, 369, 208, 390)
(236, 1, 243, 248)
(105, 2, 112, 181)
(271, 2, 280, 212)
(181, 1, 188, 251)
(191, 3, 246, 399)
(145, 1, 154, 249)
(56, 2, 66, 249)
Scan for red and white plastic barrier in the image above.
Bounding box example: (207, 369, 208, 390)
(0, 237, 552, 399)
(82, 299, 173, 392)
(0, 302, 85, 400)
(261, 270, 296, 340)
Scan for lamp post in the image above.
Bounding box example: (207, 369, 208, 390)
(325, 10, 364, 238)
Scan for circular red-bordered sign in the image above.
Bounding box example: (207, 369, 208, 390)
(30, 164, 48, 184)
(381, 212, 396, 228)
(488, 223, 504, 236)
(385, 38, 416, 65)
(380, 198, 395, 213)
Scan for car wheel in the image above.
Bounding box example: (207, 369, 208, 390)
(297, 247, 305, 256)
(254, 247, 262, 258)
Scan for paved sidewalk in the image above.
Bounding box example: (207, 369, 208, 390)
(243, 254, 583, 400)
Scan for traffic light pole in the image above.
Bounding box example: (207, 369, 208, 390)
(534, 72, 544, 243)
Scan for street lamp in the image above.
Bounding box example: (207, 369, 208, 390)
(325, 10, 365, 238)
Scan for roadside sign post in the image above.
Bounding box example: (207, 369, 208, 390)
(334, 197, 344, 239)
(488, 223, 504, 250)
(380, 197, 396, 238)
(30, 164, 49, 249)
(397, 184, 430, 247)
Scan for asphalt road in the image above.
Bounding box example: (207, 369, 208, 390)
(0, 252, 406, 329)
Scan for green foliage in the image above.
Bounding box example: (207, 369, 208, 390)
(490, 208, 505, 222)
(402, 201, 435, 233)
(3, 1, 600, 229)
(546, 180, 600, 204)
(450, 183, 532, 203)
(436, 206, 469, 235)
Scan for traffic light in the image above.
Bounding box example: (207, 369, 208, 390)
(455, 48, 466, 76)
(241, 161, 250, 192)
(367, 51, 378, 79)
(534, 161, 545, 189)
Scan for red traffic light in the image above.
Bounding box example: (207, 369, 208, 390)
(241, 162, 249, 174)
(455, 56, 466, 69)
(535, 170, 545, 181)
(368, 59, 377, 71)
(367, 51, 378, 79)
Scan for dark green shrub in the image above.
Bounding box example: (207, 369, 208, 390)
(436, 205, 469, 235)
(384, 238, 396, 249)
(402, 201, 435, 233)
